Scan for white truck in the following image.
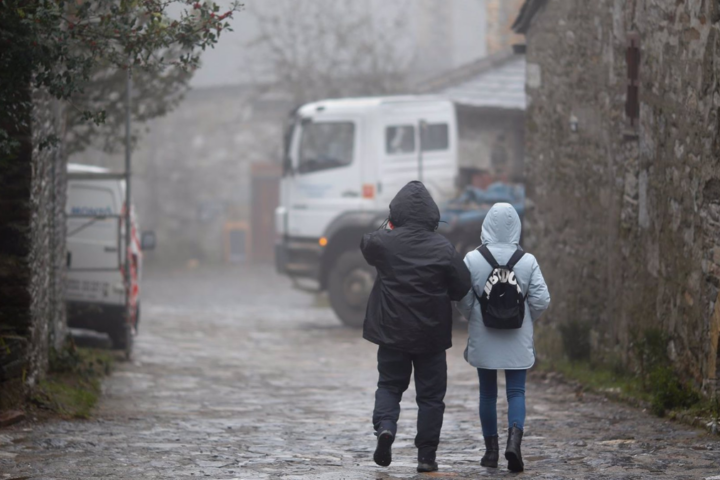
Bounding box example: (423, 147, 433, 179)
(275, 96, 458, 327)
(65, 163, 155, 355)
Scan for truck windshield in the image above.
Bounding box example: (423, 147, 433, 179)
(298, 122, 355, 174)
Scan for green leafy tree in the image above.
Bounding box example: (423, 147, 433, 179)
(0, 0, 242, 157)
(65, 50, 191, 155)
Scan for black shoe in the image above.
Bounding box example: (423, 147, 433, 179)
(481, 435, 499, 468)
(373, 430, 394, 467)
(417, 461, 439, 473)
(505, 424, 524, 472)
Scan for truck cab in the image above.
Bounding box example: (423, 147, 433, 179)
(275, 96, 458, 326)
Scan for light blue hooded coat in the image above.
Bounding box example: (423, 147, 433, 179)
(457, 203, 551, 370)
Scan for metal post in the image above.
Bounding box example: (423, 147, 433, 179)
(418, 120, 426, 183)
(124, 66, 132, 327)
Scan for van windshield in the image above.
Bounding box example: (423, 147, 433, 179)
(298, 122, 355, 174)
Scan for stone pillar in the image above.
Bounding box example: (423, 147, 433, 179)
(0, 87, 67, 409)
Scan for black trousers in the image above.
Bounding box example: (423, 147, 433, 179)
(372, 346, 447, 462)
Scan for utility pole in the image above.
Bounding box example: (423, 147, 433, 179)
(418, 119, 427, 182)
(124, 65, 132, 343)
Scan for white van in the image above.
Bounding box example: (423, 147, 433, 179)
(275, 96, 458, 326)
(65, 163, 155, 354)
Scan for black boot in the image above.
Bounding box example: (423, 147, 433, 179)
(505, 424, 524, 472)
(373, 430, 394, 467)
(416, 461, 439, 473)
(480, 435, 499, 468)
(417, 447, 439, 472)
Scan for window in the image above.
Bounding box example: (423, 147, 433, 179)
(421, 123, 449, 151)
(386, 125, 415, 154)
(625, 32, 640, 129)
(224, 222, 249, 263)
(298, 122, 355, 174)
(67, 185, 117, 216)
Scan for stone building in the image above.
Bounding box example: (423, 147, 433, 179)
(0, 90, 67, 409)
(485, 0, 526, 55)
(411, 0, 494, 76)
(514, 0, 720, 394)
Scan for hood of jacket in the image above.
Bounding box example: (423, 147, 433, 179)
(389, 181, 440, 231)
(481, 202, 521, 245)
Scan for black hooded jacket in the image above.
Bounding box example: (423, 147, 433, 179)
(360, 181, 472, 354)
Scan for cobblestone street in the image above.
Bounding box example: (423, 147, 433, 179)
(2, 266, 719, 479)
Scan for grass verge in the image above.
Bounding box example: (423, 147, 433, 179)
(535, 359, 651, 406)
(30, 342, 114, 419)
(535, 359, 719, 435)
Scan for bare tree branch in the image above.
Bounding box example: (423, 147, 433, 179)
(246, 0, 413, 104)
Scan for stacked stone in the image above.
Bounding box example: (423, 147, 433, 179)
(0, 88, 66, 409)
(519, 0, 720, 395)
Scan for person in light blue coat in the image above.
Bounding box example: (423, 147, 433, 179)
(457, 202, 550, 473)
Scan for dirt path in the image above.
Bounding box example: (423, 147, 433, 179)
(1, 266, 718, 479)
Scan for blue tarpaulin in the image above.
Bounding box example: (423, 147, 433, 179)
(439, 183, 525, 233)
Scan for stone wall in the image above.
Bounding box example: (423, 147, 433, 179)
(0, 88, 67, 409)
(29, 90, 67, 382)
(522, 0, 720, 394)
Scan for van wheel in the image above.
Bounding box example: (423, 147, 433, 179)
(328, 250, 375, 328)
(134, 303, 141, 332)
(109, 320, 133, 359)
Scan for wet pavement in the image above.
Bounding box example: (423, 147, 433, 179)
(1, 265, 719, 479)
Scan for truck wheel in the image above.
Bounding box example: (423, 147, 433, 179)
(328, 250, 375, 328)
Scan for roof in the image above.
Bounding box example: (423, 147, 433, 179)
(297, 95, 453, 116)
(67, 163, 110, 174)
(512, 0, 548, 34)
(415, 52, 526, 111)
(67, 163, 126, 181)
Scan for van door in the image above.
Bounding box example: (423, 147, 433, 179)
(286, 117, 364, 238)
(66, 180, 124, 304)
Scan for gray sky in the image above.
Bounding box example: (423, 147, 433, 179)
(190, 0, 489, 89)
(190, 1, 259, 88)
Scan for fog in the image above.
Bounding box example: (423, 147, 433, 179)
(190, 0, 490, 88)
(69, 0, 523, 273)
(9, 1, 720, 478)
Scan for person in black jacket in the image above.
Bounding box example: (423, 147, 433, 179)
(360, 181, 471, 473)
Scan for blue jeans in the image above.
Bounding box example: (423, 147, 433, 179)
(477, 369, 527, 437)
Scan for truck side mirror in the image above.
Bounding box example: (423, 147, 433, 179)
(141, 231, 156, 251)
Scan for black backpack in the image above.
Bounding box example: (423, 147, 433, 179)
(472, 245, 526, 329)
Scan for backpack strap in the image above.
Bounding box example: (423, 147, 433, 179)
(506, 248, 525, 269)
(477, 245, 500, 269)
